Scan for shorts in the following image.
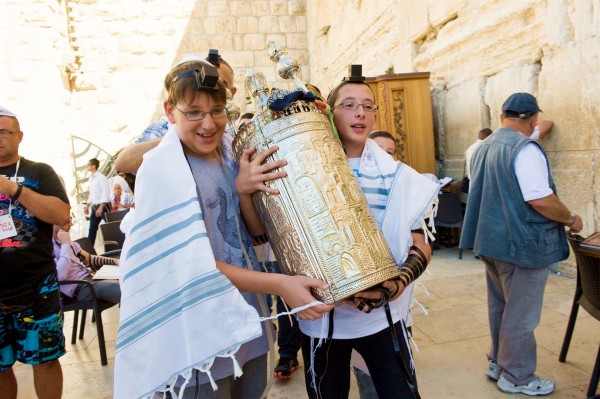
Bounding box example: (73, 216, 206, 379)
(0, 271, 65, 371)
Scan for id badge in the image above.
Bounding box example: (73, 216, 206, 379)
(0, 213, 17, 239)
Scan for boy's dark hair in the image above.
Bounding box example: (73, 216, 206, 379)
(370, 130, 396, 142)
(165, 60, 227, 107)
(326, 81, 374, 109)
(479, 128, 493, 140)
(88, 158, 100, 169)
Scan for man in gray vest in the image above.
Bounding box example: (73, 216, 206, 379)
(460, 92, 583, 396)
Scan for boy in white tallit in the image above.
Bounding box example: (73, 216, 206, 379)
(237, 67, 438, 399)
(114, 60, 332, 399)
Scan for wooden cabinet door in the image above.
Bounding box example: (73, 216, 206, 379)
(366, 73, 436, 174)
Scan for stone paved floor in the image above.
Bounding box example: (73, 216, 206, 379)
(12, 246, 598, 398)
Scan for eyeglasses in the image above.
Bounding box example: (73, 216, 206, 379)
(332, 102, 379, 113)
(171, 103, 227, 121)
(0, 130, 20, 138)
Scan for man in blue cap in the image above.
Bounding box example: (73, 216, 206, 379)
(460, 92, 583, 396)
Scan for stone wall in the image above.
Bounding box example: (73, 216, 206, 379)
(1, 0, 307, 197)
(2, 0, 599, 268)
(305, 0, 600, 243)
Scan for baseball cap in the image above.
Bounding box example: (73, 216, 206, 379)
(0, 106, 17, 118)
(501, 93, 541, 119)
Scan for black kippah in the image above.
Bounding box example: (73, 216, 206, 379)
(172, 65, 219, 91)
(342, 64, 365, 82)
(206, 49, 221, 67)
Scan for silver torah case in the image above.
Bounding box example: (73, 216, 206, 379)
(232, 43, 400, 304)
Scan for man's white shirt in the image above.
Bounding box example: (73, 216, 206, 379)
(87, 172, 111, 204)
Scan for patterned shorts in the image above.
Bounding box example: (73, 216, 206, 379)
(0, 272, 65, 370)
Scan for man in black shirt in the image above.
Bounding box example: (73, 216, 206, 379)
(0, 106, 71, 398)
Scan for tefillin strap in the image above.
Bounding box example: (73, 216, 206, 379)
(342, 64, 366, 82)
(206, 48, 221, 67)
(172, 64, 219, 92)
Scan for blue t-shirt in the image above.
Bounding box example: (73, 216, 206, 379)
(186, 154, 271, 384)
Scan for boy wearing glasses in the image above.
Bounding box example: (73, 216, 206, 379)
(309, 70, 437, 399)
(237, 68, 438, 398)
(114, 60, 331, 399)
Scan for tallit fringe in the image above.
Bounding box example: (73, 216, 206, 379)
(307, 313, 329, 397)
(176, 370, 193, 397)
(197, 361, 218, 391)
(421, 196, 438, 244)
(247, 300, 324, 322)
(400, 319, 416, 373)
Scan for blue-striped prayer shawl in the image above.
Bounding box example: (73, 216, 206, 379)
(114, 126, 262, 399)
(358, 139, 438, 322)
(349, 139, 438, 377)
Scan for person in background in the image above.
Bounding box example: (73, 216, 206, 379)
(53, 223, 120, 304)
(369, 130, 397, 157)
(466, 119, 552, 182)
(465, 128, 493, 180)
(110, 183, 134, 212)
(0, 105, 71, 399)
(84, 158, 110, 244)
(460, 93, 582, 396)
(108, 173, 133, 196)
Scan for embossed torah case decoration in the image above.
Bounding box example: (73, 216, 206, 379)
(232, 42, 400, 304)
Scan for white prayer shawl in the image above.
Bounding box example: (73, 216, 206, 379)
(350, 139, 438, 374)
(357, 139, 439, 322)
(114, 126, 262, 399)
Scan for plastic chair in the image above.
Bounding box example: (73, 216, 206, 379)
(59, 279, 118, 366)
(434, 193, 464, 259)
(74, 236, 120, 258)
(559, 234, 600, 398)
(74, 237, 97, 256)
(99, 221, 126, 252)
(104, 209, 129, 223)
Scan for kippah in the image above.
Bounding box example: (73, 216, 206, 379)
(342, 64, 366, 82)
(206, 49, 221, 67)
(171, 65, 220, 91)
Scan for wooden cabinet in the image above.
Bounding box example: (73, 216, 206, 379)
(366, 72, 436, 174)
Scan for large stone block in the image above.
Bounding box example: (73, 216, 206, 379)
(288, 0, 305, 15)
(442, 78, 488, 158)
(215, 16, 237, 34)
(538, 38, 600, 153)
(414, 1, 545, 85)
(251, 1, 270, 16)
(243, 33, 267, 50)
(484, 64, 541, 130)
(229, 0, 252, 16)
(278, 16, 297, 32)
(237, 16, 259, 33)
(258, 16, 279, 33)
(270, 0, 288, 16)
(207, 1, 230, 16)
(286, 32, 306, 49)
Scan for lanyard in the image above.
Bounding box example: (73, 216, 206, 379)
(7, 157, 21, 215)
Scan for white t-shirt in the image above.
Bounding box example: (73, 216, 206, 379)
(514, 141, 553, 201)
(87, 172, 110, 204)
(464, 139, 483, 179)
